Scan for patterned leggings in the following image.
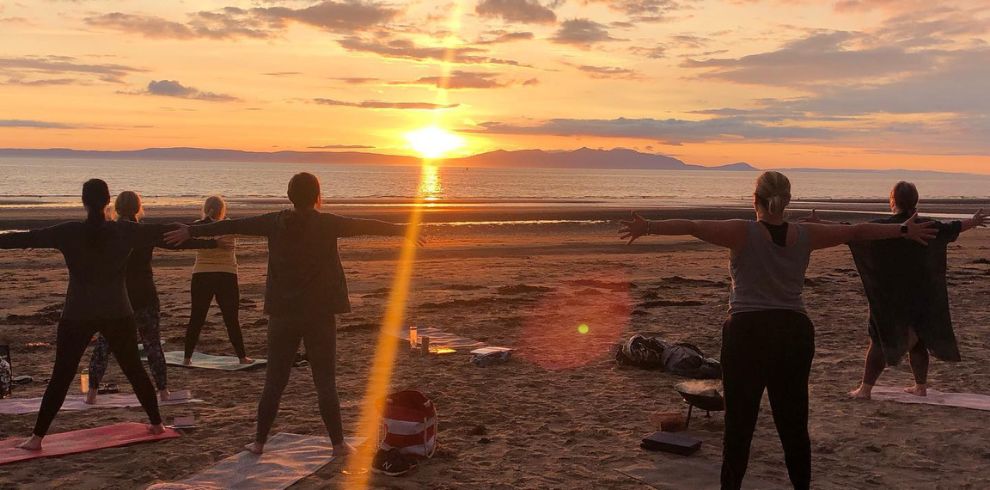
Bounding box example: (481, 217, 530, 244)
(88, 305, 167, 391)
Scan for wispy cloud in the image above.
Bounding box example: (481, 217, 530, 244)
(475, 0, 557, 24)
(0, 119, 77, 129)
(142, 80, 239, 102)
(476, 30, 535, 44)
(86, 1, 399, 40)
(393, 70, 514, 89)
(338, 36, 527, 65)
(0, 55, 144, 84)
(576, 64, 640, 79)
(586, 0, 697, 22)
(313, 98, 459, 110)
(683, 31, 937, 86)
(552, 19, 618, 46)
(308, 144, 376, 149)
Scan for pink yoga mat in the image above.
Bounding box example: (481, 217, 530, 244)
(0, 422, 179, 465)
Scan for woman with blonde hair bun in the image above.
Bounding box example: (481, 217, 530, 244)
(183, 195, 252, 365)
(85, 191, 215, 404)
(619, 171, 938, 490)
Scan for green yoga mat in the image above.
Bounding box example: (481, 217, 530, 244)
(163, 351, 266, 371)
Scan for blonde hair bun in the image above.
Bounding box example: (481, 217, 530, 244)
(755, 171, 792, 215)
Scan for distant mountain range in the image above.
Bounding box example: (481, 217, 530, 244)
(0, 146, 759, 171)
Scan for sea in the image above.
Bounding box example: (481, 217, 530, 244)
(1, 158, 987, 212)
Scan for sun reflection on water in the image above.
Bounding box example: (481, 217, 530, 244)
(418, 164, 443, 202)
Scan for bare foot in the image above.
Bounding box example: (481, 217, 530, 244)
(84, 390, 98, 405)
(245, 441, 264, 454)
(148, 423, 166, 435)
(903, 384, 927, 396)
(849, 384, 873, 400)
(332, 441, 357, 458)
(239, 357, 255, 365)
(17, 435, 42, 451)
(158, 389, 171, 402)
(182, 357, 192, 366)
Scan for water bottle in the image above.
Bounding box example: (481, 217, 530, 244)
(409, 326, 418, 348)
(0, 355, 11, 399)
(80, 368, 89, 394)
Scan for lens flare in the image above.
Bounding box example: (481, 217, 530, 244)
(516, 278, 632, 371)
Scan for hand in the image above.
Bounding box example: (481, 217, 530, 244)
(164, 223, 191, 246)
(619, 212, 649, 244)
(903, 212, 938, 245)
(799, 209, 822, 223)
(971, 209, 988, 228)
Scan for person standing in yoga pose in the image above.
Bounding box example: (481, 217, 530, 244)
(619, 171, 938, 490)
(166, 172, 419, 456)
(183, 196, 252, 365)
(84, 191, 215, 405)
(804, 183, 988, 400)
(0, 179, 168, 450)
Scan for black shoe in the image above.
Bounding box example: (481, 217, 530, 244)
(372, 449, 416, 476)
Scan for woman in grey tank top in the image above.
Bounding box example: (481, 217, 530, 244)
(619, 171, 937, 490)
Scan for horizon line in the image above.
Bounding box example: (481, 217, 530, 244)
(2, 146, 988, 177)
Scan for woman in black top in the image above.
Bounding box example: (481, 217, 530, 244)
(0, 180, 167, 450)
(84, 191, 214, 404)
(842, 183, 988, 399)
(166, 172, 418, 456)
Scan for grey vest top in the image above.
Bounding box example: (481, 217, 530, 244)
(729, 221, 811, 314)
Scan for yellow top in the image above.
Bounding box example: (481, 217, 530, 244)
(193, 235, 237, 274)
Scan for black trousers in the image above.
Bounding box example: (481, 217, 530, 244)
(721, 310, 815, 490)
(184, 272, 246, 359)
(36, 317, 162, 436)
(256, 315, 343, 446)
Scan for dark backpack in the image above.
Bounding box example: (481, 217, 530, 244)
(615, 335, 722, 379)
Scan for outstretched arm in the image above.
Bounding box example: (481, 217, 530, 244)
(332, 215, 424, 245)
(804, 212, 937, 250)
(333, 215, 405, 238)
(0, 225, 64, 249)
(961, 209, 988, 233)
(619, 212, 749, 250)
(165, 214, 276, 245)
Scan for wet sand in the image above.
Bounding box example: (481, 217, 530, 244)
(0, 203, 988, 488)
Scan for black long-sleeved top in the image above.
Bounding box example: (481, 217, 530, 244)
(120, 218, 215, 311)
(188, 209, 404, 317)
(0, 221, 177, 321)
(848, 213, 963, 364)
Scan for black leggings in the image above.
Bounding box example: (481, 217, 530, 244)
(36, 317, 162, 436)
(256, 315, 343, 446)
(862, 336, 929, 386)
(184, 272, 246, 359)
(721, 310, 815, 490)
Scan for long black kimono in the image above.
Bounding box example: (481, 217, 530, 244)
(848, 212, 963, 365)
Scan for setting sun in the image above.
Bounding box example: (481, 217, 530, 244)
(404, 126, 465, 160)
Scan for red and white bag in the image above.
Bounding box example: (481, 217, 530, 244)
(380, 390, 438, 458)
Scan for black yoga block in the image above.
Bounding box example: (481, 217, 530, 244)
(640, 431, 702, 456)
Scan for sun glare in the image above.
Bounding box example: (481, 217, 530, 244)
(405, 126, 464, 159)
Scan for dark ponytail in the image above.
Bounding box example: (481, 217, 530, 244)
(82, 179, 111, 246)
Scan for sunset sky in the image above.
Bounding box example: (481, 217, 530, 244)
(1, 0, 988, 172)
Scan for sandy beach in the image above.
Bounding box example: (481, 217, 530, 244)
(1, 203, 989, 489)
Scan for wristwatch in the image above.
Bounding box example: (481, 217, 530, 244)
(900, 224, 909, 236)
